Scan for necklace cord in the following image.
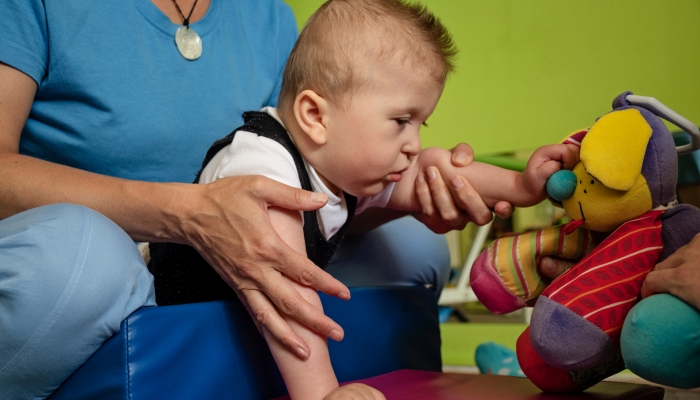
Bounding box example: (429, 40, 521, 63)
(171, 0, 200, 28)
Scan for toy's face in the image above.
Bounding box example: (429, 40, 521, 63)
(561, 163, 653, 232)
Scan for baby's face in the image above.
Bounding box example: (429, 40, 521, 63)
(318, 63, 444, 197)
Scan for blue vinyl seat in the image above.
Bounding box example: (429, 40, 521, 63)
(50, 286, 441, 400)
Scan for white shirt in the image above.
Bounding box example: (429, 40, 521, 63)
(199, 107, 394, 239)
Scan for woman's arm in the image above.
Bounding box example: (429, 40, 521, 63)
(0, 62, 347, 360)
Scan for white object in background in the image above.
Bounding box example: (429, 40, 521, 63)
(438, 219, 493, 306)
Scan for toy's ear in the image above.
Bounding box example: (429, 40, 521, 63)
(581, 108, 652, 191)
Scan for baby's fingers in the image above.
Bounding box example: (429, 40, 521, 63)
(538, 256, 574, 280)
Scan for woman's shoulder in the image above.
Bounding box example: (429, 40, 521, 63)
(222, 0, 296, 27)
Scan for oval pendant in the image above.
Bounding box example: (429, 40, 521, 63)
(175, 26, 202, 60)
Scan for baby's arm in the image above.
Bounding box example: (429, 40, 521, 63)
(264, 206, 340, 399)
(389, 144, 579, 211)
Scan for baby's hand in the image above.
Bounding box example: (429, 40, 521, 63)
(324, 383, 386, 400)
(518, 143, 580, 199)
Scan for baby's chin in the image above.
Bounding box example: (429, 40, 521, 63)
(348, 182, 389, 198)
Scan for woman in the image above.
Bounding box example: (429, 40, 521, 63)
(0, 0, 510, 398)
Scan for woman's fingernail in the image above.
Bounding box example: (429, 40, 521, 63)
(453, 151, 469, 164)
(295, 347, 309, 360)
(311, 192, 327, 204)
(338, 291, 351, 300)
(329, 329, 344, 341)
(427, 167, 437, 181)
(451, 175, 464, 189)
(416, 173, 425, 184)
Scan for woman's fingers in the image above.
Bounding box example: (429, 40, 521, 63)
(413, 167, 470, 233)
(640, 268, 678, 299)
(241, 288, 312, 360)
(248, 177, 351, 299)
(254, 263, 345, 342)
(449, 143, 474, 167)
(413, 144, 499, 231)
(252, 175, 329, 211)
(640, 235, 700, 311)
(276, 246, 351, 300)
(189, 176, 350, 359)
(425, 167, 463, 225)
(446, 174, 492, 226)
(493, 201, 513, 219)
(216, 252, 346, 358)
(415, 172, 435, 216)
(642, 266, 700, 311)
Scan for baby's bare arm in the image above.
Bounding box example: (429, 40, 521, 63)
(389, 145, 579, 212)
(264, 207, 339, 399)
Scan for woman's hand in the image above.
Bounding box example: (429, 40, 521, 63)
(641, 233, 700, 311)
(177, 175, 350, 361)
(413, 143, 513, 233)
(324, 383, 386, 400)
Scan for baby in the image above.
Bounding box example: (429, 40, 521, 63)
(150, 0, 579, 398)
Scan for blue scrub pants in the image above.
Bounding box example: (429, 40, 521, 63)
(0, 204, 450, 399)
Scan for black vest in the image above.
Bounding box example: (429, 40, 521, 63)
(149, 112, 357, 306)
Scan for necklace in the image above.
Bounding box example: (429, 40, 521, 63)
(171, 0, 202, 60)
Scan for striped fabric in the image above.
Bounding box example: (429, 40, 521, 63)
(485, 225, 594, 304)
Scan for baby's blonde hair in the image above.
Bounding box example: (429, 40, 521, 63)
(278, 0, 457, 115)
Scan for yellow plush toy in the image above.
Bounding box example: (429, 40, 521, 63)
(470, 92, 700, 391)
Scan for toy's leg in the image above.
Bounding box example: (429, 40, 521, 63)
(621, 294, 700, 389)
(475, 342, 524, 377)
(470, 225, 592, 314)
(516, 327, 625, 393)
(529, 214, 662, 370)
(327, 216, 451, 297)
(0, 204, 155, 400)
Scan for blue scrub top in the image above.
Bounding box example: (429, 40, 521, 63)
(1, 0, 298, 183)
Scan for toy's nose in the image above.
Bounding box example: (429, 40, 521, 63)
(546, 170, 577, 201)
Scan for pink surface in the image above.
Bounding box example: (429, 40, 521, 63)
(273, 369, 664, 400)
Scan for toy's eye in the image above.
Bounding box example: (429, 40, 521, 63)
(591, 180, 595, 184)
(579, 180, 582, 184)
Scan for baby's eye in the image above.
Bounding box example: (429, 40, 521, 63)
(395, 119, 411, 126)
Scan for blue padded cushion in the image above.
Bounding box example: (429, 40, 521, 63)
(50, 286, 441, 400)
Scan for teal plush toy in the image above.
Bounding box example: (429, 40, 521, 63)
(622, 294, 700, 388)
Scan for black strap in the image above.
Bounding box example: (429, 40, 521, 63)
(196, 111, 356, 266)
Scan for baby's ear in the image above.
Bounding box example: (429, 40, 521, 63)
(294, 90, 329, 145)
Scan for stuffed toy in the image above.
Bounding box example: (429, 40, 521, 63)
(470, 92, 700, 391)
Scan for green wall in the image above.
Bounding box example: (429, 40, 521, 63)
(284, 0, 700, 156)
